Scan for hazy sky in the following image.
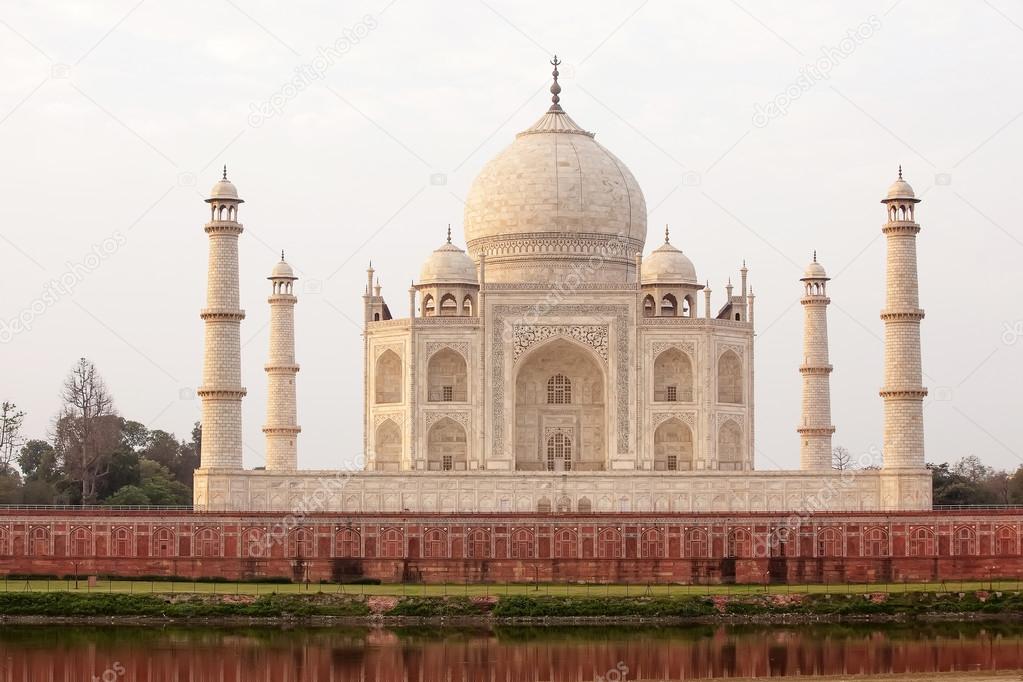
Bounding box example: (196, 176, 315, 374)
(1, 1, 1021, 473)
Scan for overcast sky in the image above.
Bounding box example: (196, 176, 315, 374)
(1, 0, 1021, 473)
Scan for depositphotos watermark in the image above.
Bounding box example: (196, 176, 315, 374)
(0, 231, 127, 344)
(752, 15, 882, 128)
(248, 15, 379, 127)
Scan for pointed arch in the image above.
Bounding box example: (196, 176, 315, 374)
(462, 295, 474, 316)
(684, 528, 708, 558)
(642, 294, 655, 317)
(816, 527, 842, 557)
(427, 348, 467, 402)
(514, 337, 606, 471)
(953, 526, 976, 556)
(439, 293, 458, 316)
(577, 497, 592, 513)
(422, 294, 435, 316)
(717, 350, 743, 404)
(151, 527, 175, 557)
(659, 293, 677, 317)
(69, 526, 93, 557)
(717, 420, 743, 470)
(640, 528, 665, 558)
(194, 527, 222, 558)
(510, 528, 535, 558)
(110, 526, 133, 557)
(422, 528, 447, 558)
(427, 417, 467, 471)
(374, 349, 402, 404)
(335, 528, 361, 558)
(995, 526, 1018, 555)
(654, 418, 693, 471)
(653, 347, 693, 402)
(373, 419, 402, 470)
(863, 526, 890, 557)
(554, 528, 578, 558)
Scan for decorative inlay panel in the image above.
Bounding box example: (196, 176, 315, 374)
(513, 325, 608, 362)
(424, 341, 470, 360)
(373, 412, 404, 428)
(720, 343, 744, 357)
(424, 411, 470, 429)
(652, 341, 695, 357)
(652, 411, 696, 427)
(492, 304, 630, 455)
(716, 413, 745, 428)
(374, 343, 403, 359)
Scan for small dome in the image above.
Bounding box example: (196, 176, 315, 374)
(802, 260, 827, 280)
(419, 236, 478, 286)
(207, 166, 242, 202)
(641, 233, 697, 285)
(270, 258, 296, 279)
(885, 167, 916, 201)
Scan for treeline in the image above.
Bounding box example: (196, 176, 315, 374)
(0, 358, 198, 506)
(928, 456, 1023, 506)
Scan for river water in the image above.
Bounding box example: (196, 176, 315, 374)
(1, 622, 1022, 681)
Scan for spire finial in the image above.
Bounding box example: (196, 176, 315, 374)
(813, 249, 817, 263)
(549, 55, 563, 112)
(446, 224, 452, 243)
(898, 164, 903, 180)
(281, 250, 285, 262)
(664, 224, 670, 243)
(222, 165, 228, 181)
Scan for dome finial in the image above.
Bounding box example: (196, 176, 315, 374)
(446, 224, 452, 243)
(813, 249, 817, 263)
(549, 55, 563, 112)
(664, 224, 670, 243)
(898, 164, 903, 180)
(222, 165, 228, 181)
(281, 249, 285, 262)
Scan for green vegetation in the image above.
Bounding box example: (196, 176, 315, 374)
(0, 587, 1021, 621)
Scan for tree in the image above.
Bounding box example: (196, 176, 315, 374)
(0, 401, 26, 471)
(103, 459, 190, 506)
(18, 440, 59, 481)
(832, 446, 854, 471)
(53, 358, 119, 504)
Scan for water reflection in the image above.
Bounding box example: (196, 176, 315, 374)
(0, 622, 1022, 681)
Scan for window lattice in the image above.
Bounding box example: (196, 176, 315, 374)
(546, 433, 572, 471)
(546, 374, 571, 404)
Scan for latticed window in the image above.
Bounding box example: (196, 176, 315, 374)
(546, 433, 572, 471)
(546, 374, 571, 404)
(666, 385, 677, 402)
(442, 386, 453, 401)
(442, 455, 453, 471)
(667, 455, 677, 471)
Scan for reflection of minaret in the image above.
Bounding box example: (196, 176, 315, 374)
(880, 167, 927, 469)
(198, 167, 246, 470)
(798, 252, 835, 470)
(263, 253, 300, 471)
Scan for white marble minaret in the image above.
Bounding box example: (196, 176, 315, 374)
(880, 167, 927, 469)
(263, 254, 300, 470)
(198, 168, 246, 470)
(798, 252, 835, 469)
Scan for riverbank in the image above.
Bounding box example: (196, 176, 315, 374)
(2, 589, 1022, 625)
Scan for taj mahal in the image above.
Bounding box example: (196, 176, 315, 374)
(193, 61, 932, 513)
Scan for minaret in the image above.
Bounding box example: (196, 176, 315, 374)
(880, 167, 927, 469)
(798, 252, 835, 470)
(198, 167, 246, 470)
(263, 252, 300, 471)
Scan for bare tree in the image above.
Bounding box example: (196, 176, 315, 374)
(53, 358, 119, 503)
(832, 446, 854, 471)
(0, 402, 26, 471)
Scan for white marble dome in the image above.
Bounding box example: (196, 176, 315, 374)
(271, 258, 296, 279)
(419, 237, 478, 286)
(463, 104, 647, 283)
(885, 171, 916, 201)
(642, 233, 697, 285)
(802, 259, 827, 280)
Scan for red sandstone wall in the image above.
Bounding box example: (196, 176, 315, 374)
(0, 510, 1021, 584)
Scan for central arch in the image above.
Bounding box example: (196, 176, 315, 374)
(513, 338, 606, 471)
